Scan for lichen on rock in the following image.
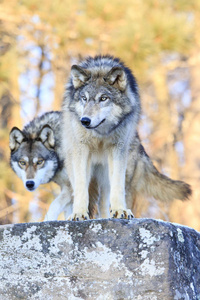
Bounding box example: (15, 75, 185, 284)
(0, 218, 199, 300)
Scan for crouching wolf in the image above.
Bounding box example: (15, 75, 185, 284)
(62, 55, 191, 221)
(9, 111, 99, 220)
(9, 111, 73, 220)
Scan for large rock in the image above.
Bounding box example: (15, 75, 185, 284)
(0, 218, 199, 300)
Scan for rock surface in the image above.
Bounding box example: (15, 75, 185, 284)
(0, 218, 200, 300)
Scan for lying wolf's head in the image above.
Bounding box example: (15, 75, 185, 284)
(9, 125, 59, 191)
(68, 55, 141, 136)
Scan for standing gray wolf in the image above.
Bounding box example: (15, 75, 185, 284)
(62, 55, 191, 221)
(9, 111, 73, 220)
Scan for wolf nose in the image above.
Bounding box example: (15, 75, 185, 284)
(26, 180, 35, 190)
(81, 117, 91, 127)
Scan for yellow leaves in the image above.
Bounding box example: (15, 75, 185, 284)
(0, 0, 199, 226)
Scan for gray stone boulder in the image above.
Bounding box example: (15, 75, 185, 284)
(0, 218, 199, 300)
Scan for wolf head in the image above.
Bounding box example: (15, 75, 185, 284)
(9, 125, 59, 191)
(68, 56, 140, 136)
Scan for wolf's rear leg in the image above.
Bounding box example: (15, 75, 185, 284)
(93, 164, 110, 219)
(44, 185, 72, 221)
(63, 202, 73, 220)
(99, 177, 110, 219)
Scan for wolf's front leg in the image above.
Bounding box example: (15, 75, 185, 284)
(108, 148, 134, 219)
(67, 148, 91, 221)
(44, 184, 72, 221)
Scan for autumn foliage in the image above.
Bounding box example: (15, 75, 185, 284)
(0, 0, 200, 229)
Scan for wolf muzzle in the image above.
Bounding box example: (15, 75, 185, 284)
(81, 117, 91, 127)
(26, 180, 35, 191)
(81, 117, 106, 129)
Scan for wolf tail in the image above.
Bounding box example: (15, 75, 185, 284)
(143, 162, 191, 202)
(133, 145, 192, 203)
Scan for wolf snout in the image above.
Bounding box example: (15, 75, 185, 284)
(81, 117, 91, 127)
(26, 180, 35, 191)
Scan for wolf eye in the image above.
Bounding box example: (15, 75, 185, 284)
(81, 95, 87, 101)
(37, 159, 44, 165)
(100, 95, 108, 102)
(19, 160, 26, 167)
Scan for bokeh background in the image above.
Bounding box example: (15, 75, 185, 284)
(0, 0, 200, 230)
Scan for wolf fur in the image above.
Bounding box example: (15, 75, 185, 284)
(62, 55, 191, 221)
(125, 134, 191, 210)
(9, 111, 74, 220)
(9, 111, 100, 221)
(9, 108, 191, 221)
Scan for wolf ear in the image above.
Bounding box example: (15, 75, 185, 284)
(71, 65, 91, 89)
(9, 127, 24, 151)
(104, 66, 127, 91)
(38, 125, 55, 149)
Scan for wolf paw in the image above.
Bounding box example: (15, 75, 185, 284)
(67, 213, 89, 221)
(110, 209, 134, 220)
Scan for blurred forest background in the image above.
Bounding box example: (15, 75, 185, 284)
(0, 0, 200, 230)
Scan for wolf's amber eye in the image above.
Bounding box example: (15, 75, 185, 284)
(37, 159, 44, 165)
(81, 95, 87, 101)
(100, 96, 108, 102)
(19, 160, 26, 167)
